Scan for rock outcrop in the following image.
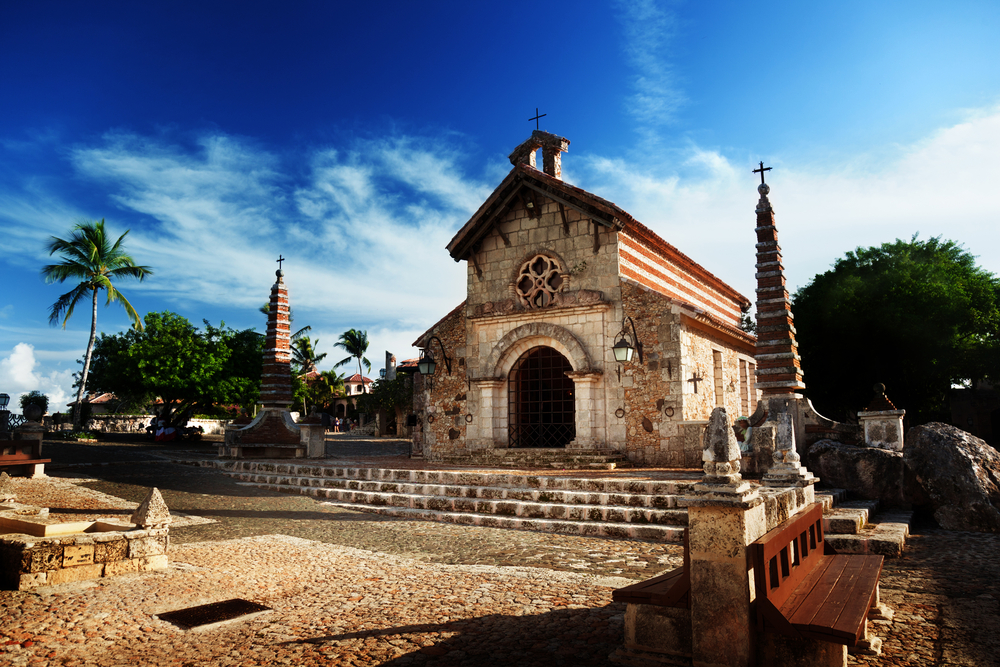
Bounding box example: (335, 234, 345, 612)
(904, 423, 1000, 532)
(806, 439, 907, 507)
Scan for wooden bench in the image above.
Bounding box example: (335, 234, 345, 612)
(751, 502, 883, 647)
(612, 529, 690, 608)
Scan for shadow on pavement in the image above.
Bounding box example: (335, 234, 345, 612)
(279, 605, 624, 667)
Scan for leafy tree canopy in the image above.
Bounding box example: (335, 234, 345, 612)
(794, 235, 1000, 424)
(20, 390, 49, 414)
(357, 374, 413, 416)
(86, 311, 263, 426)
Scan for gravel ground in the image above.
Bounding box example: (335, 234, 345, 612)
(0, 438, 998, 666)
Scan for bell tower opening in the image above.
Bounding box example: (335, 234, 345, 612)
(508, 346, 575, 448)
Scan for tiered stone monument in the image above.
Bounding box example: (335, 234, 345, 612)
(747, 165, 846, 474)
(221, 265, 325, 458)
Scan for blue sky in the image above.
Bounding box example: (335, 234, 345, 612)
(2, 1, 999, 411)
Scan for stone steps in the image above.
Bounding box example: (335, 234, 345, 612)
(178, 460, 910, 553)
(432, 448, 632, 470)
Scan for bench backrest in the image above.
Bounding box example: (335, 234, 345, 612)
(751, 503, 825, 611)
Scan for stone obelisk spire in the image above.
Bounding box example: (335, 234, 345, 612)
(752, 165, 806, 396)
(260, 266, 294, 409)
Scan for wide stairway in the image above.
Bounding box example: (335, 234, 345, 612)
(179, 459, 911, 556)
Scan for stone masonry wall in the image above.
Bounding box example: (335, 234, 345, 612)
(617, 280, 758, 467)
(414, 305, 468, 460)
(616, 280, 684, 465)
(679, 319, 756, 422)
(465, 198, 622, 314)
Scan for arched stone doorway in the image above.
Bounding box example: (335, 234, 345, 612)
(508, 346, 576, 448)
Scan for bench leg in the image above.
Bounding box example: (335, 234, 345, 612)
(758, 632, 846, 667)
(611, 603, 693, 666)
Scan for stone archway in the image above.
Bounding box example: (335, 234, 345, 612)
(507, 346, 576, 448)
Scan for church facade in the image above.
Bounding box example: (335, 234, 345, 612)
(412, 131, 758, 467)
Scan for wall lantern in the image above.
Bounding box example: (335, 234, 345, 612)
(612, 317, 644, 364)
(0, 393, 9, 409)
(379, 368, 387, 379)
(418, 336, 452, 376)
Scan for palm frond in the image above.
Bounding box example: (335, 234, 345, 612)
(48, 284, 92, 328)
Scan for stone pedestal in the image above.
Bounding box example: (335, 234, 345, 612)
(858, 410, 905, 451)
(688, 407, 767, 667)
(299, 423, 326, 458)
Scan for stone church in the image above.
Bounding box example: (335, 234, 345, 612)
(412, 131, 759, 467)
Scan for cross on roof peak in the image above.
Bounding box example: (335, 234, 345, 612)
(753, 161, 772, 185)
(528, 108, 547, 130)
(276, 255, 285, 270)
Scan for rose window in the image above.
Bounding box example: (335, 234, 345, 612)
(516, 255, 564, 308)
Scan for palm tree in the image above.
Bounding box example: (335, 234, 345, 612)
(291, 335, 327, 374)
(333, 329, 371, 392)
(42, 219, 152, 428)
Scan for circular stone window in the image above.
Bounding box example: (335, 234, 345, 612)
(516, 255, 564, 308)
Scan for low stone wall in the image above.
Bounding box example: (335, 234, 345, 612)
(45, 415, 232, 435)
(0, 525, 169, 590)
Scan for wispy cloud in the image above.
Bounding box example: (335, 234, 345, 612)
(615, 0, 686, 131)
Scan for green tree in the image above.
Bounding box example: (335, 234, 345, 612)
(357, 374, 413, 434)
(794, 235, 1000, 424)
(291, 335, 327, 374)
(41, 219, 152, 428)
(333, 329, 371, 391)
(296, 369, 345, 415)
(87, 312, 263, 427)
(19, 390, 49, 414)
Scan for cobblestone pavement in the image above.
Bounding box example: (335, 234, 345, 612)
(0, 438, 997, 665)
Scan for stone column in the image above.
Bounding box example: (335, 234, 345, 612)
(566, 371, 602, 449)
(473, 379, 506, 448)
(687, 407, 766, 667)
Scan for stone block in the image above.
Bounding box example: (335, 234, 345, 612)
(47, 563, 104, 586)
(127, 535, 168, 559)
(103, 558, 140, 576)
(138, 554, 168, 571)
(62, 544, 95, 567)
(26, 545, 62, 573)
(18, 572, 47, 589)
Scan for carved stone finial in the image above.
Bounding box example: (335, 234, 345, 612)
(130, 487, 172, 528)
(0, 472, 15, 502)
(701, 407, 743, 485)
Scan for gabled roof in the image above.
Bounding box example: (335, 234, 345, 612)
(346, 374, 373, 384)
(447, 164, 634, 262)
(446, 163, 748, 308)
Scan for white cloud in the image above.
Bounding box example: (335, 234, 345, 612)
(575, 106, 1000, 301)
(0, 343, 75, 412)
(615, 0, 686, 131)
